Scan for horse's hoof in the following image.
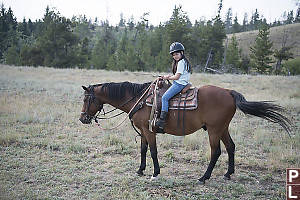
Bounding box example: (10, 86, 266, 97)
(224, 175, 231, 180)
(198, 178, 205, 185)
(150, 175, 159, 181)
(137, 170, 144, 176)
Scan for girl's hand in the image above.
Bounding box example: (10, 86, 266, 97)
(163, 75, 171, 80)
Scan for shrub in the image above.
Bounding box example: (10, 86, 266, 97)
(3, 45, 21, 65)
(283, 57, 300, 75)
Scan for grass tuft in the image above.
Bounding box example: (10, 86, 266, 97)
(0, 133, 20, 146)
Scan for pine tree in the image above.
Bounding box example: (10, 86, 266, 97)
(295, 6, 300, 23)
(0, 4, 18, 60)
(242, 13, 248, 32)
(77, 37, 90, 68)
(107, 29, 129, 71)
(134, 15, 154, 71)
(285, 11, 294, 24)
(72, 15, 93, 40)
(27, 19, 34, 34)
(91, 23, 116, 69)
(250, 9, 260, 30)
(226, 35, 240, 68)
(224, 8, 232, 34)
(127, 16, 135, 31)
(165, 5, 191, 44)
(17, 18, 30, 37)
(155, 37, 170, 72)
(232, 15, 241, 33)
(250, 24, 274, 74)
(208, 0, 226, 67)
(36, 6, 79, 68)
(118, 13, 126, 27)
(190, 19, 210, 65)
(150, 24, 170, 72)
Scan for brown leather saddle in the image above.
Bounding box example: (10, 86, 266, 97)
(145, 81, 198, 111)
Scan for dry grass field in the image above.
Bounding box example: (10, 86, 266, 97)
(0, 64, 299, 199)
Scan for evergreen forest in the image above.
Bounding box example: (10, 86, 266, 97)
(1, 1, 299, 74)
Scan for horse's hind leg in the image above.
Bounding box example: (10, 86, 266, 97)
(199, 132, 221, 184)
(221, 129, 235, 180)
(137, 136, 148, 176)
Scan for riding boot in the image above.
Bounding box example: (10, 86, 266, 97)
(156, 111, 168, 133)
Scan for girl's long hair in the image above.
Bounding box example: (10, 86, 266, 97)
(172, 52, 192, 75)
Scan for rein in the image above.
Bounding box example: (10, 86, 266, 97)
(94, 110, 125, 121)
(94, 78, 159, 131)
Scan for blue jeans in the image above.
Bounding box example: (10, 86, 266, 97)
(161, 82, 186, 112)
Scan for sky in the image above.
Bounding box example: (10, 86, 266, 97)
(1, 0, 298, 25)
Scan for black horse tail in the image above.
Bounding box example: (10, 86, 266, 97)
(230, 90, 292, 137)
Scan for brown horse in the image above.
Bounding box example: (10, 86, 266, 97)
(79, 81, 291, 184)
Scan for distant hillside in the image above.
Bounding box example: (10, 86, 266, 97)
(227, 23, 300, 58)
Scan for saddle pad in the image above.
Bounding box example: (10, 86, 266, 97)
(145, 87, 198, 110)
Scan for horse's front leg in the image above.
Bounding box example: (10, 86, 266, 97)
(150, 141, 160, 179)
(137, 136, 148, 176)
(144, 130, 160, 179)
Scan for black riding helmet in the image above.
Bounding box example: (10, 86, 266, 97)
(169, 42, 185, 54)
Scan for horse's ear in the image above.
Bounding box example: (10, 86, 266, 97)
(82, 86, 88, 91)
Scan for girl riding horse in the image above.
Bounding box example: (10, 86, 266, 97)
(157, 42, 192, 133)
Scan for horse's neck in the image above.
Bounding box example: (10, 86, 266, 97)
(96, 85, 140, 113)
(104, 95, 136, 114)
(110, 101, 133, 113)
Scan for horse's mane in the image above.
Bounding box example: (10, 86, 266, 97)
(100, 81, 151, 100)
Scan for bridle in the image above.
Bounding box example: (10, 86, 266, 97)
(81, 85, 104, 123)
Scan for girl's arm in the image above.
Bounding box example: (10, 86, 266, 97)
(163, 73, 181, 80)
